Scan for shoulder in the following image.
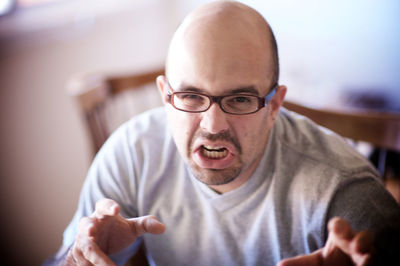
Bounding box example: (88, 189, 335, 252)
(274, 108, 379, 178)
(87, 107, 173, 197)
(120, 107, 168, 141)
(270, 108, 384, 231)
(100, 107, 169, 155)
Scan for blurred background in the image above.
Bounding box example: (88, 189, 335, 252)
(0, 0, 399, 264)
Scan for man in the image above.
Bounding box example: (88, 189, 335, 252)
(48, 1, 400, 265)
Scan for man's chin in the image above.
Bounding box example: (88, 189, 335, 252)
(189, 164, 241, 186)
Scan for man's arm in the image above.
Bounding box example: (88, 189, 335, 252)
(278, 175, 400, 266)
(279, 216, 400, 266)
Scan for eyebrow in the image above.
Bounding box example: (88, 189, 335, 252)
(231, 86, 259, 95)
(175, 84, 260, 96)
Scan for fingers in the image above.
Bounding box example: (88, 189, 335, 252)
(350, 253, 372, 266)
(328, 218, 373, 254)
(70, 198, 165, 265)
(351, 231, 374, 254)
(93, 198, 120, 218)
(72, 238, 116, 266)
(71, 244, 93, 266)
(349, 231, 374, 266)
(81, 239, 116, 266)
(324, 217, 354, 257)
(328, 217, 354, 240)
(325, 217, 374, 266)
(129, 215, 166, 236)
(279, 218, 375, 266)
(72, 213, 117, 266)
(278, 246, 352, 266)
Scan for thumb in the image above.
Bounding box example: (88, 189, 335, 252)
(324, 217, 354, 257)
(129, 215, 166, 236)
(277, 249, 323, 266)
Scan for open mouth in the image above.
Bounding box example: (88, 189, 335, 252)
(192, 141, 236, 169)
(201, 145, 228, 159)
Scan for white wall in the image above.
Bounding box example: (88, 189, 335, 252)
(241, 0, 400, 108)
(0, 0, 182, 264)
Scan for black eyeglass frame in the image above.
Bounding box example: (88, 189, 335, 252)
(165, 81, 278, 115)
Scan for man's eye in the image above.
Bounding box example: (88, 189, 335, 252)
(224, 95, 257, 111)
(231, 96, 252, 103)
(228, 95, 254, 104)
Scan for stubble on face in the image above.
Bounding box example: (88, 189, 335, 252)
(186, 129, 244, 186)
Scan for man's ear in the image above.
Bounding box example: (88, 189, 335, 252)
(269, 85, 287, 118)
(156, 75, 169, 104)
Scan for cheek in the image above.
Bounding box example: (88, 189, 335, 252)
(166, 109, 198, 154)
(236, 113, 272, 151)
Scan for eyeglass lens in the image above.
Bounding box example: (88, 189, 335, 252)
(172, 92, 261, 114)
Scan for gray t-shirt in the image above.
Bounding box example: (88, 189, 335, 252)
(63, 107, 400, 265)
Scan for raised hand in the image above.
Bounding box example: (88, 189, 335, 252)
(278, 217, 374, 266)
(67, 198, 166, 265)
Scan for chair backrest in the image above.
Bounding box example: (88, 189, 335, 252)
(68, 68, 164, 155)
(283, 100, 400, 153)
(283, 100, 400, 186)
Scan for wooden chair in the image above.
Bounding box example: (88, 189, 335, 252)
(68, 68, 164, 155)
(68, 68, 165, 266)
(283, 100, 400, 202)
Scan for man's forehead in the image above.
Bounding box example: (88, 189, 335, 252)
(167, 50, 273, 94)
(166, 1, 275, 95)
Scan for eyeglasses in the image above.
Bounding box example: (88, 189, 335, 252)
(166, 81, 277, 115)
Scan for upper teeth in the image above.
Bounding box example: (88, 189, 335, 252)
(202, 146, 228, 159)
(203, 145, 225, 151)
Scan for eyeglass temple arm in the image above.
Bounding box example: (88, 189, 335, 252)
(265, 84, 278, 102)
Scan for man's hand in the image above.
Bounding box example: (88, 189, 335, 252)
(67, 198, 166, 266)
(278, 217, 374, 266)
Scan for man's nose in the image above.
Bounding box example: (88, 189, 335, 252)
(199, 103, 230, 134)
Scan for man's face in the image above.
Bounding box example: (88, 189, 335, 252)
(163, 79, 276, 190)
(158, 8, 285, 193)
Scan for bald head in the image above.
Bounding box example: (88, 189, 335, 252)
(166, 0, 279, 89)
